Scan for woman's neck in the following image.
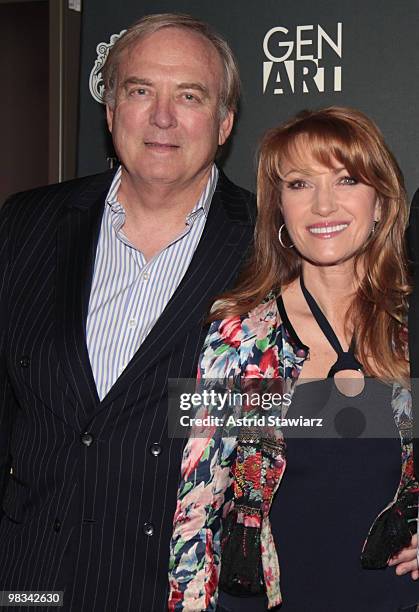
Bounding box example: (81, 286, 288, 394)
(300, 260, 358, 323)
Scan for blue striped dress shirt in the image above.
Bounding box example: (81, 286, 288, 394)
(86, 164, 218, 400)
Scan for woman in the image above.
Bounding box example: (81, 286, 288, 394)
(168, 107, 419, 611)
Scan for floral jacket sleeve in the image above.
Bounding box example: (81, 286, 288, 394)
(168, 298, 307, 610)
(168, 317, 242, 611)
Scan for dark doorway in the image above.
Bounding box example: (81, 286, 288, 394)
(0, 0, 49, 204)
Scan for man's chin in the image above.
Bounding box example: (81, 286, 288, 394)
(122, 164, 181, 185)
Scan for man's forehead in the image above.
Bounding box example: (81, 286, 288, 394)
(118, 27, 222, 77)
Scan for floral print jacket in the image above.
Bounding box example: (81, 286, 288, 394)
(168, 295, 417, 611)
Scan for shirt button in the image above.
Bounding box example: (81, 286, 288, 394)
(150, 442, 162, 457)
(128, 319, 136, 328)
(143, 522, 154, 537)
(53, 519, 61, 532)
(142, 272, 150, 281)
(81, 432, 94, 447)
(19, 356, 30, 368)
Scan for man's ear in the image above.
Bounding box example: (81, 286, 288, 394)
(106, 105, 114, 133)
(218, 110, 234, 146)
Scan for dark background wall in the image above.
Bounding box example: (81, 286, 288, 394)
(0, 0, 49, 204)
(77, 0, 419, 198)
(0, 0, 81, 205)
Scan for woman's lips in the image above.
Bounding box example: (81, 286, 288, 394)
(306, 222, 350, 238)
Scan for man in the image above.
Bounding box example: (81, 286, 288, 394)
(0, 14, 255, 611)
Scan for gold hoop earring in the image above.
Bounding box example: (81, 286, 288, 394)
(278, 224, 294, 249)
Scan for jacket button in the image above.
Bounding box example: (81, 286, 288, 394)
(143, 522, 154, 537)
(81, 432, 93, 447)
(150, 442, 162, 456)
(19, 356, 30, 368)
(53, 519, 61, 532)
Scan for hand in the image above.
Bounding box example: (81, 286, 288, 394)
(388, 534, 419, 579)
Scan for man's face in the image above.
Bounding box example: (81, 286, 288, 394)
(106, 27, 234, 189)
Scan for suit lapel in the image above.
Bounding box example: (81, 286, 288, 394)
(55, 171, 116, 418)
(97, 171, 255, 411)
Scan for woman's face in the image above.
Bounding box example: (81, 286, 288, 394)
(280, 151, 380, 267)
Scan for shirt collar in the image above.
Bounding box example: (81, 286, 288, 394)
(105, 164, 218, 220)
(106, 165, 123, 212)
(187, 164, 218, 220)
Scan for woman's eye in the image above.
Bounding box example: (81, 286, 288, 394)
(340, 176, 358, 185)
(286, 180, 307, 190)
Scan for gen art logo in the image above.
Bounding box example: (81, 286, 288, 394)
(263, 23, 342, 95)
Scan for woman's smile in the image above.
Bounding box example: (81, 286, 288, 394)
(306, 221, 350, 238)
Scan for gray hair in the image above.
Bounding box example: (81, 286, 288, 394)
(102, 13, 241, 119)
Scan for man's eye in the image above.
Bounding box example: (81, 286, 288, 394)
(129, 88, 147, 96)
(340, 176, 358, 185)
(183, 93, 200, 102)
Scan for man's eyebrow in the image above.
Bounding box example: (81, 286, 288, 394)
(120, 78, 211, 98)
(121, 77, 153, 89)
(177, 82, 210, 97)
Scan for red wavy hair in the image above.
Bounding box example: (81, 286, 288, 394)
(211, 107, 410, 383)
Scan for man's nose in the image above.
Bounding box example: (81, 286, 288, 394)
(149, 95, 177, 129)
(311, 185, 338, 216)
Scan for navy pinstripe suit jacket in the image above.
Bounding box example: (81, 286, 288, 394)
(0, 169, 256, 611)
